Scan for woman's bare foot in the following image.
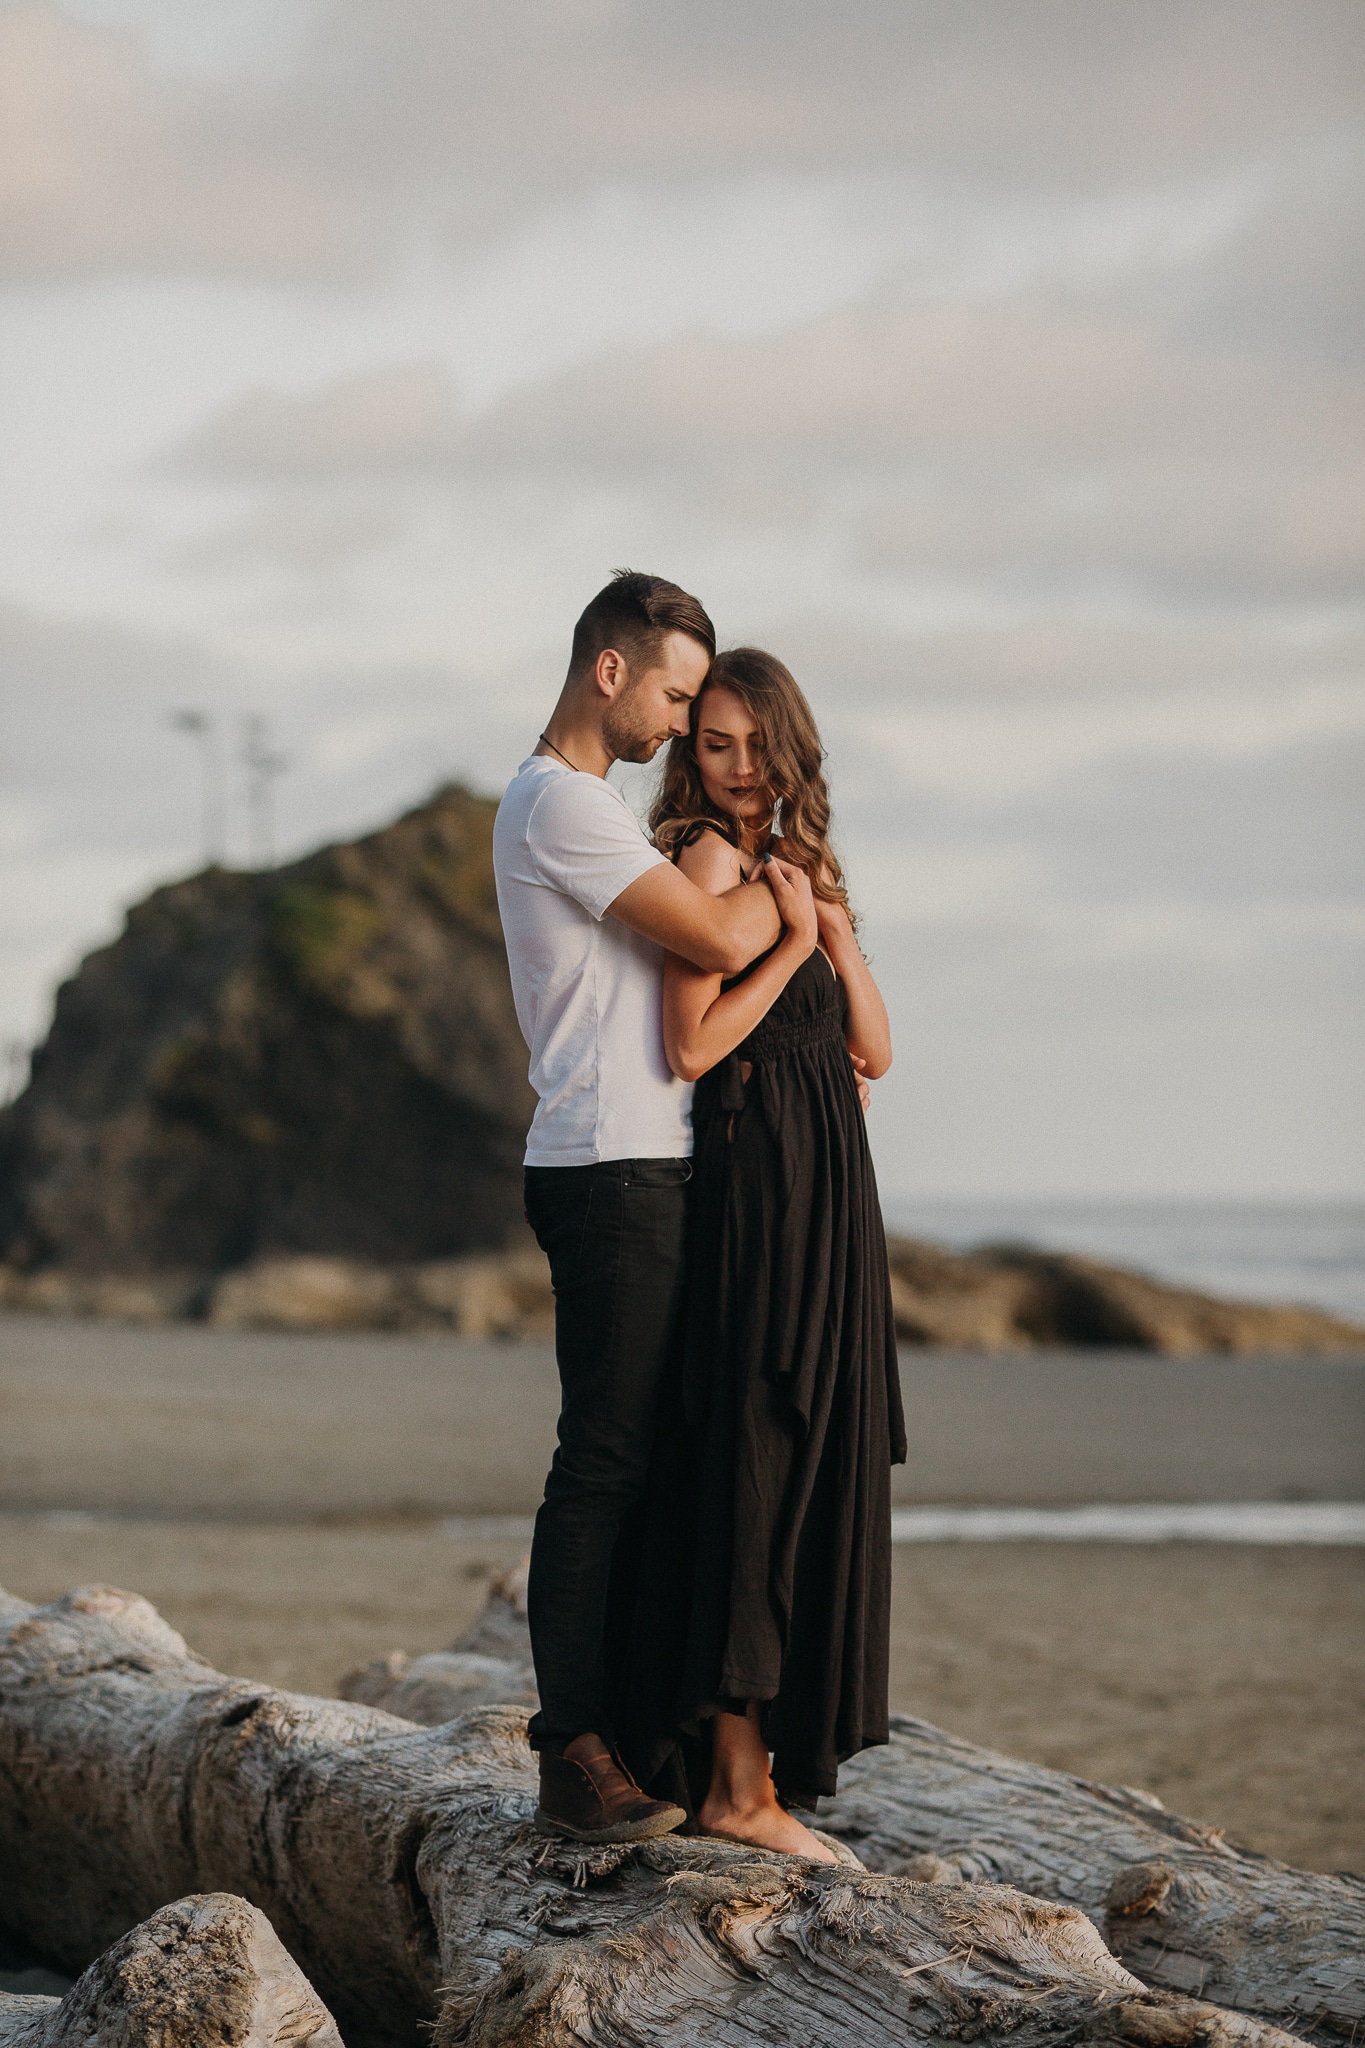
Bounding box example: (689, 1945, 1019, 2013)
(697, 1795, 840, 1861)
(699, 1703, 840, 1863)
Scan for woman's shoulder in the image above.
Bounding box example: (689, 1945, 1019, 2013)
(674, 818, 745, 892)
(676, 816, 739, 853)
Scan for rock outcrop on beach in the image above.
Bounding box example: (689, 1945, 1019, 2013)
(0, 784, 1360, 1353)
(3, 1234, 1359, 1353)
(0, 785, 535, 1288)
(882, 1237, 1365, 1354)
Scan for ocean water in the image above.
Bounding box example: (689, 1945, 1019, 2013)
(879, 1198, 1365, 1325)
(427, 1506, 1365, 1544)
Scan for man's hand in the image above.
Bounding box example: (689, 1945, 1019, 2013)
(850, 1052, 872, 1115)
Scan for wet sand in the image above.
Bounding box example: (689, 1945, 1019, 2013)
(2, 1314, 1362, 1515)
(1, 1313, 1362, 1876)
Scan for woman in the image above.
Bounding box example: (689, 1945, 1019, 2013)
(615, 646, 906, 1863)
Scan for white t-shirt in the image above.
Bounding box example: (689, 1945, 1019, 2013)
(493, 755, 694, 1166)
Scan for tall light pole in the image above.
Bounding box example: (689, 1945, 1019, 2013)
(169, 710, 225, 867)
(240, 715, 289, 869)
(2, 1037, 28, 1108)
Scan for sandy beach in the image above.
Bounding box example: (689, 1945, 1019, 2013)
(3, 1314, 1362, 1515)
(2, 1313, 1362, 1876)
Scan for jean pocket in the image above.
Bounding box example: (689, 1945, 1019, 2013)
(624, 1157, 693, 1189)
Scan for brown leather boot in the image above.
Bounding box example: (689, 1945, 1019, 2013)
(535, 1733, 687, 1844)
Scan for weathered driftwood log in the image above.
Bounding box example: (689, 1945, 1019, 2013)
(343, 1580, 1365, 2045)
(827, 1719, 1365, 2044)
(337, 1643, 538, 1720)
(0, 1584, 1304, 2048)
(339, 1563, 537, 1719)
(0, 1893, 341, 2047)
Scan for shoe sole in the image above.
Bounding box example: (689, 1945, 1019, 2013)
(533, 1804, 687, 1846)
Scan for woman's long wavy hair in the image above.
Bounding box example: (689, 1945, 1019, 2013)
(649, 646, 856, 929)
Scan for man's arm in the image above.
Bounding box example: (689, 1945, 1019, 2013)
(607, 859, 781, 975)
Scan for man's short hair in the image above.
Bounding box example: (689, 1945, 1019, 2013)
(569, 569, 715, 680)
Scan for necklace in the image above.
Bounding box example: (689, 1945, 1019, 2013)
(539, 732, 582, 773)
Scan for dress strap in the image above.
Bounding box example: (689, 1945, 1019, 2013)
(674, 817, 748, 878)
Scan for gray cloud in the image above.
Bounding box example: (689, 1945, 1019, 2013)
(0, 2, 380, 280)
(168, 361, 465, 478)
(4, 0, 1362, 1197)
(1150, 138, 1365, 367)
(311, 0, 1365, 186)
(167, 495, 406, 576)
(814, 619, 1363, 727)
(160, 264, 1365, 607)
(4, 0, 1362, 281)
(451, 298, 1361, 469)
(465, 305, 1124, 463)
(856, 460, 1365, 604)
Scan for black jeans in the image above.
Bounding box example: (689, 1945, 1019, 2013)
(523, 1155, 690, 1751)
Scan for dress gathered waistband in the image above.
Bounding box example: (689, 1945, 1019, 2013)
(739, 1009, 846, 1063)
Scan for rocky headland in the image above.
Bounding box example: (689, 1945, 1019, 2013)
(0, 784, 535, 1287)
(1, 785, 1360, 1354)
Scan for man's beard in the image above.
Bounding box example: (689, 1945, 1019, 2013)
(602, 682, 664, 765)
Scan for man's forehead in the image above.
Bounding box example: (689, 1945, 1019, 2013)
(660, 632, 712, 689)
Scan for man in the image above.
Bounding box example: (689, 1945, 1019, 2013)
(493, 568, 796, 1844)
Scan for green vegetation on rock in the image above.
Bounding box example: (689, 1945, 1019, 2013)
(268, 886, 387, 996)
(0, 784, 535, 1279)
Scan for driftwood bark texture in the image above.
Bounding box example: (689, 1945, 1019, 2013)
(0, 1893, 341, 2048)
(828, 1718, 1365, 2047)
(339, 1563, 537, 1720)
(0, 1583, 1308, 2048)
(342, 1568, 1365, 2047)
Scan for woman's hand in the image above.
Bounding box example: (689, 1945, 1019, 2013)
(763, 854, 818, 956)
(773, 851, 847, 962)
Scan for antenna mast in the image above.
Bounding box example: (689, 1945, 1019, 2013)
(169, 710, 225, 866)
(240, 716, 289, 869)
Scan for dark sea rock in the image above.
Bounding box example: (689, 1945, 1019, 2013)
(883, 1237, 1365, 1355)
(0, 784, 536, 1283)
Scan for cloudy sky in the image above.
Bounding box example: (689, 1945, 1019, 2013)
(2, 0, 1362, 1202)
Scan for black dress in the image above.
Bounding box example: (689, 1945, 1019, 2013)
(615, 847, 907, 1809)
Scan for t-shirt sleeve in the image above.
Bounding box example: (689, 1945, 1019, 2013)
(525, 774, 666, 919)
